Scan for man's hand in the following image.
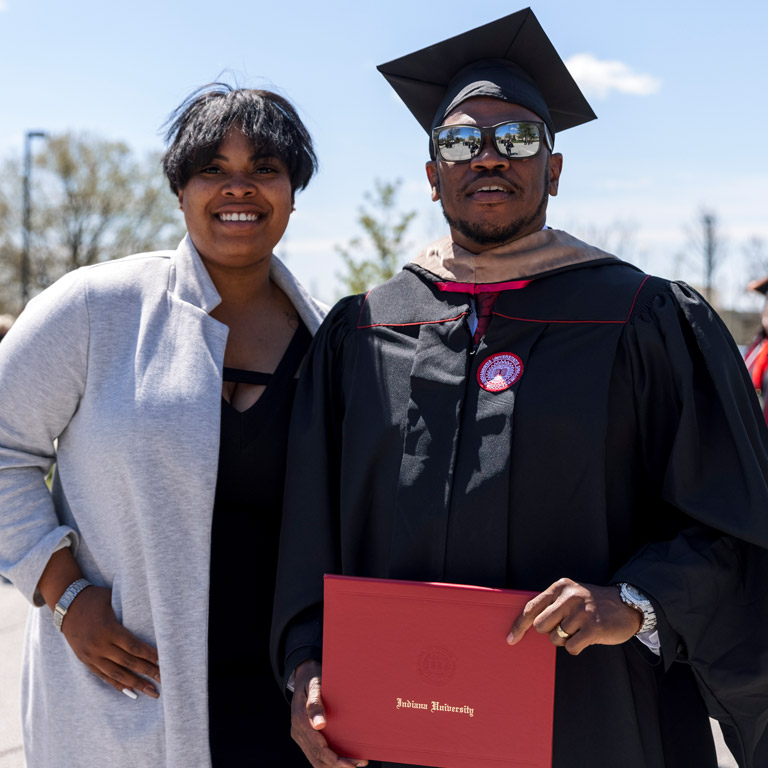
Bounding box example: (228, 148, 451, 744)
(506, 578, 643, 655)
(61, 585, 161, 698)
(291, 660, 367, 768)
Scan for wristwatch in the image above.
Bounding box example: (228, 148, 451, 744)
(616, 582, 657, 635)
(53, 578, 92, 632)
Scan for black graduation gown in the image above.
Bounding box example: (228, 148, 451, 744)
(272, 258, 768, 768)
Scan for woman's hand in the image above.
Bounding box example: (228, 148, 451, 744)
(61, 585, 161, 698)
(37, 548, 160, 699)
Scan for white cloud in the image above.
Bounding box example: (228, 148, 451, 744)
(565, 53, 661, 99)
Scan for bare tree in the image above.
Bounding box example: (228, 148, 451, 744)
(744, 236, 768, 281)
(682, 209, 726, 303)
(336, 179, 417, 296)
(569, 219, 641, 264)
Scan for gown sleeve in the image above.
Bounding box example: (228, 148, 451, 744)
(611, 279, 768, 768)
(270, 295, 360, 687)
(0, 269, 88, 603)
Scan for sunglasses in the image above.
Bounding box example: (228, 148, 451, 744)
(432, 120, 553, 163)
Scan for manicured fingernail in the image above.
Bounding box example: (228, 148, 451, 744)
(311, 715, 325, 728)
(506, 633, 514, 644)
(122, 688, 137, 700)
(143, 685, 158, 697)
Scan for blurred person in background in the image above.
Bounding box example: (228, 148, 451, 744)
(0, 313, 14, 341)
(0, 84, 325, 767)
(745, 275, 768, 424)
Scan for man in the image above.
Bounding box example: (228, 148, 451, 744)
(272, 9, 768, 768)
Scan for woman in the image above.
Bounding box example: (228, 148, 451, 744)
(0, 85, 325, 766)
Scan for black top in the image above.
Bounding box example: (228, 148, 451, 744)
(272, 261, 768, 768)
(208, 320, 310, 765)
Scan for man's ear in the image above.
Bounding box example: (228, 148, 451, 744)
(548, 153, 563, 197)
(177, 189, 184, 211)
(426, 161, 440, 202)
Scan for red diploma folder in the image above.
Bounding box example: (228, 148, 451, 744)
(322, 575, 556, 768)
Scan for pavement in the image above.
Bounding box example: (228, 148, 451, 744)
(0, 582, 739, 768)
(0, 583, 26, 768)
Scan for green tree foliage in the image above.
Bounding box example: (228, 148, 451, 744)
(335, 179, 417, 296)
(0, 192, 15, 313)
(0, 132, 185, 313)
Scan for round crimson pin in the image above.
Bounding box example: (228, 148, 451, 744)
(477, 352, 524, 393)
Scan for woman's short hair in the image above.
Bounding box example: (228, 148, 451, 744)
(162, 84, 318, 196)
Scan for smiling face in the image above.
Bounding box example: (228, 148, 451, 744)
(425, 97, 563, 253)
(177, 127, 294, 275)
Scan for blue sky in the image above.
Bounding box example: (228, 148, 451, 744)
(1, 0, 766, 307)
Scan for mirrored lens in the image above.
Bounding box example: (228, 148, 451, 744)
(494, 123, 541, 158)
(435, 122, 544, 162)
(435, 126, 482, 162)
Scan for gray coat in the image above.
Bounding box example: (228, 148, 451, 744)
(0, 235, 327, 767)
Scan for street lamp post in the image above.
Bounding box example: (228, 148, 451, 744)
(21, 130, 46, 307)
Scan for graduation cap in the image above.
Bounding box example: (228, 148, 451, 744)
(377, 7, 596, 141)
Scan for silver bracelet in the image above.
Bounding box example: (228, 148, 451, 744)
(53, 578, 92, 632)
(616, 582, 657, 635)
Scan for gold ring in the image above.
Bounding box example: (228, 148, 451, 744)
(556, 624, 572, 639)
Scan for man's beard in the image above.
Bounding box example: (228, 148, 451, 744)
(437, 168, 550, 247)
